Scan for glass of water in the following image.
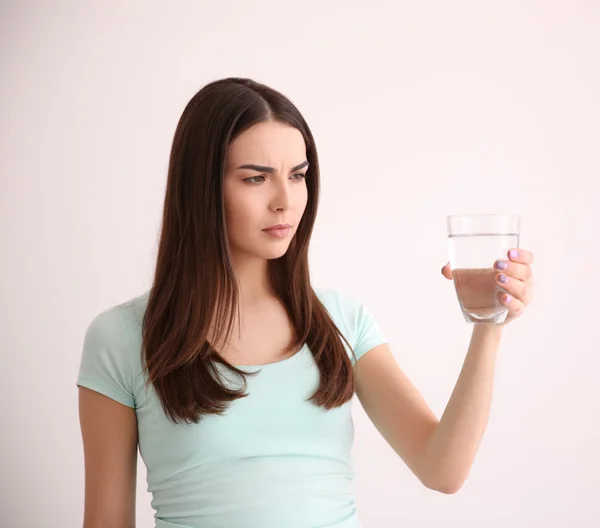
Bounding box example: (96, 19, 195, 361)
(448, 214, 520, 324)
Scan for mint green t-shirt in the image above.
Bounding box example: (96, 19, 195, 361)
(77, 288, 387, 528)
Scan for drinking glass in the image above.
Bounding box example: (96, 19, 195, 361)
(447, 214, 520, 324)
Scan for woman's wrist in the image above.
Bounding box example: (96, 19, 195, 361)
(471, 323, 504, 351)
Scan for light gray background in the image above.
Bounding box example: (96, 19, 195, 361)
(1, 1, 599, 526)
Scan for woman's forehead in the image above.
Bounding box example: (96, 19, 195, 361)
(225, 122, 306, 169)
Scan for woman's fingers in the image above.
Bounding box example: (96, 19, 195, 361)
(441, 263, 453, 280)
(495, 273, 533, 305)
(494, 259, 533, 283)
(498, 289, 526, 317)
(507, 248, 534, 265)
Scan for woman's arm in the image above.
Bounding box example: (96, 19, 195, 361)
(355, 324, 502, 494)
(78, 387, 138, 527)
(421, 324, 501, 491)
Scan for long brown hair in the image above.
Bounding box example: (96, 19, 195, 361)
(142, 77, 355, 424)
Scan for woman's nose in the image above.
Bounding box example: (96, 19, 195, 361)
(270, 183, 291, 212)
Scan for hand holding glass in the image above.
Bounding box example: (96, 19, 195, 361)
(447, 214, 520, 324)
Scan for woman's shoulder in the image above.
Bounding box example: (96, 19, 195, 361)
(314, 286, 387, 360)
(78, 291, 150, 408)
(314, 286, 364, 317)
(80, 290, 149, 368)
(85, 290, 149, 343)
(313, 287, 376, 334)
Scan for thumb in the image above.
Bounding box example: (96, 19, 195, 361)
(441, 262, 453, 280)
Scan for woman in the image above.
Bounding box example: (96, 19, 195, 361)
(77, 77, 535, 528)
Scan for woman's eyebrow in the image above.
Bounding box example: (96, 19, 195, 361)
(237, 161, 309, 173)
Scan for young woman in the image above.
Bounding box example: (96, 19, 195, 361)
(77, 77, 535, 528)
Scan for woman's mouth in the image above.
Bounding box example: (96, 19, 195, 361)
(262, 224, 292, 239)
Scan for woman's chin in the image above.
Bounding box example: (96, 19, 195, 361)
(231, 243, 291, 262)
(262, 246, 291, 260)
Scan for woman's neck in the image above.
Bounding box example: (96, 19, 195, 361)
(230, 252, 273, 307)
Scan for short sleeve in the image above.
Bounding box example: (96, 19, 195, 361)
(317, 289, 388, 364)
(76, 308, 136, 408)
(349, 300, 387, 361)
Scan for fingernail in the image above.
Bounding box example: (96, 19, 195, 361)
(504, 294, 513, 304)
(509, 249, 519, 259)
(499, 274, 508, 284)
(495, 260, 508, 270)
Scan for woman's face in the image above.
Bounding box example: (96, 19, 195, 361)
(223, 121, 309, 262)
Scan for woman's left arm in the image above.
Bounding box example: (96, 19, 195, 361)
(419, 323, 502, 493)
(355, 248, 534, 495)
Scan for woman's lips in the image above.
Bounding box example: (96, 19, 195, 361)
(262, 225, 292, 239)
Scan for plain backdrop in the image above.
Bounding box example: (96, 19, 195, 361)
(1, 1, 599, 526)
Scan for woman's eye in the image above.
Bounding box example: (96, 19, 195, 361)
(244, 175, 265, 184)
(291, 173, 306, 180)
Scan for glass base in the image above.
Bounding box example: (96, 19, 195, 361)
(462, 309, 508, 324)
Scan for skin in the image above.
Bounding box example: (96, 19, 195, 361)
(78, 120, 536, 527)
(218, 121, 310, 364)
(223, 121, 309, 268)
(78, 389, 137, 527)
(357, 249, 534, 494)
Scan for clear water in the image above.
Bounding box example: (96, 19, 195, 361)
(448, 233, 519, 323)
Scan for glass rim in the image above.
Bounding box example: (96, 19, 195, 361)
(447, 213, 520, 219)
(447, 213, 520, 236)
